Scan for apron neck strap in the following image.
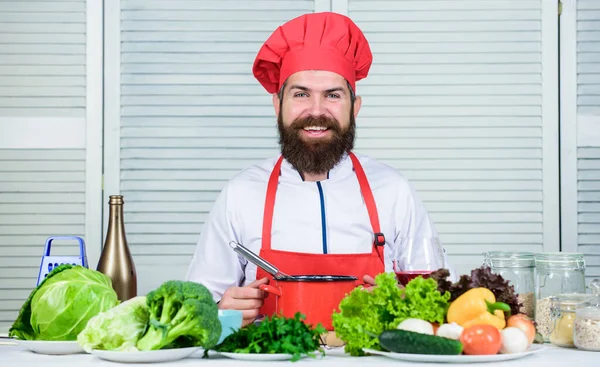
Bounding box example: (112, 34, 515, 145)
(261, 153, 385, 257)
(347, 152, 384, 246)
(262, 155, 284, 251)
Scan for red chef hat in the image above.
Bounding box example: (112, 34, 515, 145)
(252, 12, 372, 94)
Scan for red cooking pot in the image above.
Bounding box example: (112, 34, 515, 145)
(259, 275, 357, 330)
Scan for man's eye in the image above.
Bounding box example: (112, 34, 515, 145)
(327, 93, 340, 98)
(294, 92, 308, 97)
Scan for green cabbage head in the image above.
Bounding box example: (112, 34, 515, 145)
(9, 264, 119, 341)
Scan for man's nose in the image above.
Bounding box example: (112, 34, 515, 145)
(308, 96, 325, 116)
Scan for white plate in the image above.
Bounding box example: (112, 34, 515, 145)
(363, 344, 546, 363)
(219, 352, 314, 361)
(91, 347, 201, 363)
(324, 346, 350, 357)
(15, 340, 85, 355)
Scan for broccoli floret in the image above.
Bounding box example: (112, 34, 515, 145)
(179, 281, 215, 305)
(136, 281, 221, 351)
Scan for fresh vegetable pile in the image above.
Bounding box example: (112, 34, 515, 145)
(332, 266, 537, 357)
(209, 312, 326, 361)
(331, 272, 451, 356)
(9, 265, 222, 353)
(78, 279, 222, 352)
(8, 264, 324, 360)
(9, 263, 538, 360)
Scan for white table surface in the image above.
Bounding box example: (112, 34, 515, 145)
(1, 342, 598, 367)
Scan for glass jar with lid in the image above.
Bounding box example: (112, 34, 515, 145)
(549, 293, 593, 348)
(482, 251, 498, 267)
(483, 251, 536, 318)
(574, 279, 600, 352)
(534, 253, 586, 342)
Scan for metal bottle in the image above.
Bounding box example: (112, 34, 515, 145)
(97, 195, 137, 301)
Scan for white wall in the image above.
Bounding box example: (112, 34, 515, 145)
(560, 0, 600, 284)
(0, 0, 103, 332)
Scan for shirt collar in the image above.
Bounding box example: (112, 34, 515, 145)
(280, 152, 353, 182)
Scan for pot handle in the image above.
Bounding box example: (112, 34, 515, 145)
(259, 284, 282, 297)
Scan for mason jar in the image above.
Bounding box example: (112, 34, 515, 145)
(549, 293, 593, 348)
(482, 251, 496, 267)
(534, 253, 586, 342)
(574, 279, 600, 352)
(485, 251, 536, 318)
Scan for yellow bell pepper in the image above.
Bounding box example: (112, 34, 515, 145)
(446, 288, 510, 330)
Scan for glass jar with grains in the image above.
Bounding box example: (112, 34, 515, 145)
(549, 293, 593, 348)
(574, 279, 600, 352)
(534, 253, 586, 342)
(485, 251, 536, 319)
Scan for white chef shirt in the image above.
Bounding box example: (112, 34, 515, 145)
(186, 152, 456, 302)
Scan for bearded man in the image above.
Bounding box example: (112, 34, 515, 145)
(187, 12, 455, 327)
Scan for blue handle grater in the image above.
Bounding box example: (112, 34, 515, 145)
(36, 236, 88, 286)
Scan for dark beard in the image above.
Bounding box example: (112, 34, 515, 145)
(277, 108, 355, 176)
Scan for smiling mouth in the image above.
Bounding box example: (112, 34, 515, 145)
(302, 126, 330, 137)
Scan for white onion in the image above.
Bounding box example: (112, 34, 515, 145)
(436, 322, 464, 340)
(500, 327, 530, 354)
(397, 318, 434, 335)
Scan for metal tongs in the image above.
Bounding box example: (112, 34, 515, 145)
(229, 241, 292, 280)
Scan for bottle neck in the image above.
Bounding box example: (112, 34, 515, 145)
(106, 203, 127, 243)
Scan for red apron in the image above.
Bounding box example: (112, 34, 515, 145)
(256, 152, 386, 317)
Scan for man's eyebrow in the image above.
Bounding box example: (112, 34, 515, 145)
(324, 87, 346, 94)
(288, 84, 309, 91)
(288, 85, 347, 94)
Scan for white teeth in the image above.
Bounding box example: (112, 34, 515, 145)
(303, 126, 327, 131)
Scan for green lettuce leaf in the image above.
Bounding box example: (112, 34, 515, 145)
(398, 276, 451, 325)
(77, 296, 149, 352)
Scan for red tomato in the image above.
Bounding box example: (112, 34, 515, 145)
(460, 325, 502, 355)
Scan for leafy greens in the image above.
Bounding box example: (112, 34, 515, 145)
(331, 272, 451, 356)
(77, 296, 149, 352)
(211, 312, 325, 362)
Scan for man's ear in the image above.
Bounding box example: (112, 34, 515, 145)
(353, 95, 362, 118)
(273, 93, 281, 117)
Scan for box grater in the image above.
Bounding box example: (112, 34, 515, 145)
(36, 236, 88, 286)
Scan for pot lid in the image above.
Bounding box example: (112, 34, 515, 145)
(275, 275, 358, 282)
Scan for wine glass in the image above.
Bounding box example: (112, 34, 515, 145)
(393, 237, 445, 285)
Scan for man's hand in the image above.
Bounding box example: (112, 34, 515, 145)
(218, 277, 269, 326)
(362, 274, 404, 291)
(363, 274, 376, 286)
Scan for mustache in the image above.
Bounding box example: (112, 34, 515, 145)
(289, 115, 341, 131)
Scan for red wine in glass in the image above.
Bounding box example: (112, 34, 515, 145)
(394, 270, 434, 286)
(393, 237, 444, 285)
